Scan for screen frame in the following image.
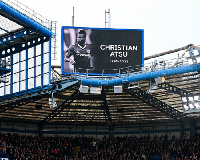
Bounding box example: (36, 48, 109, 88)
(61, 26, 144, 76)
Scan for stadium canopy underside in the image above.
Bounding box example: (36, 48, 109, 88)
(0, 70, 200, 127)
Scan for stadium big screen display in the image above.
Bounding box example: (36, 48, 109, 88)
(61, 27, 144, 74)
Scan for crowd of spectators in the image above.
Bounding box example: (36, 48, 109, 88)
(0, 132, 200, 160)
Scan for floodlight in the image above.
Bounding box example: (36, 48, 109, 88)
(114, 86, 123, 93)
(188, 97, 193, 101)
(196, 57, 200, 63)
(182, 97, 187, 102)
(79, 85, 89, 93)
(194, 96, 199, 101)
(188, 59, 193, 65)
(90, 86, 102, 94)
(189, 103, 194, 109)
(182, 94, 200, 113)
(183, 105, 189, 111)
(49, 98, 57, 108)
(194, 103, 200, 109)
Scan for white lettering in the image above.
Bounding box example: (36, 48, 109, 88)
(110, 52, 128, 57)
(100, 45, 105, 50)
(100, 45, 138, 51)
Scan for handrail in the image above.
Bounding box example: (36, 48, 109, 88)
(57, 54, 200, 86)
(73, 54, 200, 78)
(1, 0, 53, 30)
(56, 46, 200, 86)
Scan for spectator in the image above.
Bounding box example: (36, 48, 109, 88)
(1, 132, 200, 159)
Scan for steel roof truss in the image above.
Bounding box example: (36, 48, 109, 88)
(127, 88, 187, 120)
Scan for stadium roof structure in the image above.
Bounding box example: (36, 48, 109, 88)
(0, 51, 200, 127)
(0, 0, 200, 130)
(0, 0, 55, 55)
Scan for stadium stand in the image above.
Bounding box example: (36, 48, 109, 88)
(1, 132, 200, 159)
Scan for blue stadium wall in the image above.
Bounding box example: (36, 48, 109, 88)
(0, 38, 52, 100)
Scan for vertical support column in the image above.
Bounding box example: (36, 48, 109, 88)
(25, 46, 28, 91)
(25, 122, 27, 136)
(190, 123, 193, 139)
(180, 120, 185, 137)
(34, 46, 36, 88)
(190, 119, 197, 139)
(126, 125, 128, 137)
(72, 7, 74, 27)
(4, 80, 6, 95)
(142, 30, 144, 66)
(10, 54, 13, 94)
(96, 125, 98, 139)
(38, 124, 43, 138)
(25, 29, 29, 91)
(0, 120, 1, 134)
(49, 38, 51, 85)
(193, 122, 197, 137)
(52, 22, 57, 60)
(41, 42, 44, 87)
(105, 10, 106, 28)
(105, 9, 111, 28)
(82, 125, 84, 138)
(109, 125, 114, 138)
(19, 52, 21, 91)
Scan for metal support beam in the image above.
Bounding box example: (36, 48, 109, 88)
(82, 64, 200, 86)
(101, 87, 112, 126)
(0, 79, 79, 104)
(40, 89, 80, 125)
(180, 121, 185, 137)
(33, 46, 36, 88)
(41, 39, 44, 87)
(0, 36, 49, 58)
(127, 88, 187, 120)
(0, 67, 11, 74)
(105, 9, 111, 28)
(0, 29, 28, 46)
(0, 92, 48, 112)
(0, 1, 55, 37)
(10, 53, 13, 94)
(38, 124, 43, 138)
(25, 40, 28, 91)
(19, 51, 21, 91)
(0, 26, 10, 34)
(158, 82, 189, 95)
(48, 38, 51, 85)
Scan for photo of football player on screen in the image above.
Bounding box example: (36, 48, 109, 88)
(64, 29, 95, 70)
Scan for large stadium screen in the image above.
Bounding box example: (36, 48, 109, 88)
(61, 27, 144, 74)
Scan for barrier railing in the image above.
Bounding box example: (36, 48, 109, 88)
(54, 47, 200, 84)
(62, 53, 200, 82)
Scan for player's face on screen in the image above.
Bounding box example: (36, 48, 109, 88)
(77, 34, 86, 45)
